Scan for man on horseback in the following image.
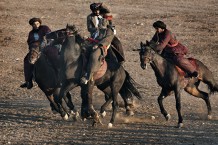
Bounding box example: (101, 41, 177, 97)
(81, 18, 115, 84)
(150, 20, 198, 78)
(87, 2, 125, 64)
(20, 17, 51, 89)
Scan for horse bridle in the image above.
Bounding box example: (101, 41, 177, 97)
(140, 44, 154, 63)
(31, 48, 41, 57)
(29, 46, 42, 64)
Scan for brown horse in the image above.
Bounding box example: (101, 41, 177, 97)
(28, 42, 78, 120)
(139, 41, 218, 128)
(85, 45, 142, 127)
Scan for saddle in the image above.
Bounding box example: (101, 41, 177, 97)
(81, 52, 107, 81)
(81, 37, 122, 81)
(86, 37, 125, 63)
(175, 57, 198, 77)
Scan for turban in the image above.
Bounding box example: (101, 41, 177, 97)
(153, 21, 166, 29)
(29, 17, 42, 25)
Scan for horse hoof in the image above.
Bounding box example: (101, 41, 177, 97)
(63, 114, 69, 120)
(177, 123, 183, 128)
(92, 122, 97, 127)
(126, 110, 134, 116)
(73, 112, 80, 121)
(101, 111, 106, 118)
(108, 123, 113, 128)
(82, 118, 87, 122)
(165, 114, 171, 121)
(208, 115, 212, 120)
(70, 110, 76, 115)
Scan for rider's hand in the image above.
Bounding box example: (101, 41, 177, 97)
(93, 45, 98, 50)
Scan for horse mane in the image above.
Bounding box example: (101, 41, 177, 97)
(146, 42, 175, 67)
(75, 33, 85, 45)
(66, 24, 86, 47)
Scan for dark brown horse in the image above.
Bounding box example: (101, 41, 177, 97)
(139, 41, 218, 128)
(28, 42, 78, 120)
(85, 45, 142, 127)
(46, 24, 142, 127)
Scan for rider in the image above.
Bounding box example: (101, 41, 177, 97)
(20, 17, 51, 89)
(87, 2, 125, 64)
(150, 20, 198, 78)
(81, 19, 115, 84)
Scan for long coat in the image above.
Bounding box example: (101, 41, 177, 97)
(151, 29, 188, 56)
(27, 25, 51, 48)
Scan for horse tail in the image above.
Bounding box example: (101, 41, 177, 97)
(197, 60, 218, 94)
(121, 70, 142, 100)
(207, 82, 218, 94)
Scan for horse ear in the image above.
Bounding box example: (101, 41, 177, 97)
(140, 42, 143, 47)
(66, 23, 68, 28)
(146, 40, 150, 45)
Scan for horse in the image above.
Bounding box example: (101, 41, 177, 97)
(28, 42, 78, 120)
(46, 24, 142, 127)
(138, 41, 218, 128)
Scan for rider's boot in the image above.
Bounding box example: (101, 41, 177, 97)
(20, 81, 33, 89)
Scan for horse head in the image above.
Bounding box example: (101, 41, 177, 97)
(139, 41, 156, 70)
(29, 42, 41, 64)
(66, 24, 79, 35)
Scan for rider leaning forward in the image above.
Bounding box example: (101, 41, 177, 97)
(150, 20, 198, 78)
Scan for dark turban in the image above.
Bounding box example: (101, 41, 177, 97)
(29, 17, 42, 25)
(153, 21, 166, 29)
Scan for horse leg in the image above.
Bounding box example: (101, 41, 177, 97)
(108, 93, 119, 128)
(119, 87, 134, 116)
(62, 92, 79, 120)
(57, 81, 77, 120)
(157, 89, 171, 121)
(100, 96, 112, 118)
(46, 95, 59, 114)
(108, 81, 121, 128)
(57, 82, 70, 120)
(174, 88, 183, 128)
(80, 85, 91, 120)
(96, 86, 112, 117)
(87, 81, 100, 127)
(184, 82, 212, 119)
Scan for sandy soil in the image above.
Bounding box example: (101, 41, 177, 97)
(0, 0, 218, 144)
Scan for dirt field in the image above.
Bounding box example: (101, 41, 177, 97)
(1, 0, 218, 144)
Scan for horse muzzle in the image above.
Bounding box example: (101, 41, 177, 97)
(140, 62, 148, 70)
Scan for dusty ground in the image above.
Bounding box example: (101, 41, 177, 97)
(0, 0, 218, 144)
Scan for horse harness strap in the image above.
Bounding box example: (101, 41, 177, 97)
(31, 48, 41, 59)
(144, 51, 155, 63)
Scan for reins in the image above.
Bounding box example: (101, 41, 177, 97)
(30, 48, 41, 59)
